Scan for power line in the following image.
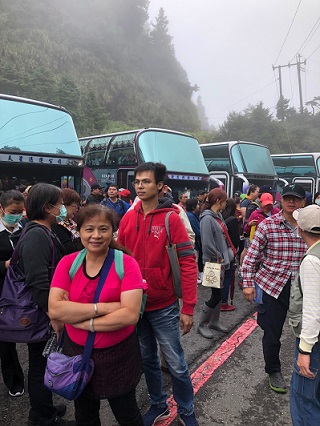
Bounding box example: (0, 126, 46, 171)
(273, 0, 302, 65)
(291, 16, 320, 61)
(307, 42, 320, 60)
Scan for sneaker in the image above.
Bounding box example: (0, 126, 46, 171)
(143, 405, 170, 426)
(220, 303, 235, 312)
(178, 413, 199, 426)
(8, 386, 24, 397)
(269, 372, 287, 393)
(28, 404, 67, 426)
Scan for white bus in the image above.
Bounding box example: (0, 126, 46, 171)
(200, 141, 277, 196)
(0, 94, 83, 193)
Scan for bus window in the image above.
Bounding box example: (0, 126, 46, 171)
(138, 131, 207, 175)
(231, 143, 276, 174)
(201, 145, 231, 173)
(106, 133, 136, 166)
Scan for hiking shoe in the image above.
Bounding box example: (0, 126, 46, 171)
(9, 386, 24, 397)
(143, 405, 170, 426)
(220, 303, 235, 312)
(28, 405, 67, 426)
(269, 372, 287, 393)
(178, 413, 199, 426)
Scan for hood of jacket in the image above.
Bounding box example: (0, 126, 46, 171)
(199, 208, 222, 221)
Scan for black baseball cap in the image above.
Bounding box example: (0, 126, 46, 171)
(198, 189, 208, 195)
(91, 183, 102, 190)
(259, 185, 276, 194)
(282, 184, 305, 199)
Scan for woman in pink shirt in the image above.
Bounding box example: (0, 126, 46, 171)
(49, 204, 146, 426)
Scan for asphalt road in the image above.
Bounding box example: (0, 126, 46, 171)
(0, 283, 295, 425)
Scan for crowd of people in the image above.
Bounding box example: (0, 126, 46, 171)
(0, 164, 319, 426)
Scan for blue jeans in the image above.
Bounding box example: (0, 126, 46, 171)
(138, 302, 194, 415)
(290, 339, 320, 426)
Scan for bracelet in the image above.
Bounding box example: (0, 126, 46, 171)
(298, 347, 311, 355)
(94, 303, 99, 317)
(89, 318, 95, 333)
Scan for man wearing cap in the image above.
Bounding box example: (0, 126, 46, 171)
(288, 205, 320, 425)
(101, 185, 130, 223)
(85, 183, 104, 204)
(197, 190, 207, 209)
(242, 184, 307, 393)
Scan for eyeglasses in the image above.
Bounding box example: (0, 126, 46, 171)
(132, 179, 154, 187)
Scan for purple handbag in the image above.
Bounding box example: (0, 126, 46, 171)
(44, 249, 115, 400)
(0, 227, 53, 343)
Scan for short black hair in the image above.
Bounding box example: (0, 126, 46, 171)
(26, 183, 62, 220)
(186, 198, 198, 212)
(134, 162, 167, 184)
(0, 190, 24, 208)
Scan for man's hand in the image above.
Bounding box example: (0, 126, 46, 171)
(180, 313, 194, 335)
(243, 287, 255, 303)
(297, 353, 314, 379)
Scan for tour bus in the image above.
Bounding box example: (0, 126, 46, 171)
(200, 141, 277, 197)
(271, 153, 320, 198)
(79, 128, 209, 201)
(0, 94, 83, 193)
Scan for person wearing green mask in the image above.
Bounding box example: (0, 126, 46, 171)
(0, 190, 25, 398)
(52, 188, 83, 254)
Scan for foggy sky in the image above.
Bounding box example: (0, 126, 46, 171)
(148, 0, 320, 128)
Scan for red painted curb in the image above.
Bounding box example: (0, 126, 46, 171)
(160, 315, 259, 425)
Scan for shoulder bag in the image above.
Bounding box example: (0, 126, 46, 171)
(0, 226, 54, 343)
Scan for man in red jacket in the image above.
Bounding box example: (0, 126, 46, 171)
(118, 162, 198, 426)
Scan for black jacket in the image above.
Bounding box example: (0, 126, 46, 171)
(18, 222, 66, 312)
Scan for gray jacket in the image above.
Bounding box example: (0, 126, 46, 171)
(200, 209, 233, 269)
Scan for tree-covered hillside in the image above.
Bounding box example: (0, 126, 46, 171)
(0, 0, 200, 136)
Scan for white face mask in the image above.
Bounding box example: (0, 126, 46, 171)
(315, 199, 320, 206)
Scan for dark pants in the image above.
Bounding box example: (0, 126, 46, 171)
(221, 262, 234, 303)
(0, 341, 24, 391)
(257, 278, 291, 374)
(206, 287, 222, 309)
(27, 341, 57, 426)
(74, 389, 143, 426)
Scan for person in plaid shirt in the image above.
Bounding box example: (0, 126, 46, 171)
(242, 184, 307, 393)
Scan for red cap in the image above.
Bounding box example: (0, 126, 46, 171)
(119, 189, 130, 197)
(260, 193, 273, 206)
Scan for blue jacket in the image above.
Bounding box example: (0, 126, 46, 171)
(186, 211, 201, 251)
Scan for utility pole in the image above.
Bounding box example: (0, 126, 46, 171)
(272, 55, 306, 115)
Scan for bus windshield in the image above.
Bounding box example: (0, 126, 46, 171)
(138, 131, 208, 174)
(231, 143, 276, 175)
(0, 97, 81, 155)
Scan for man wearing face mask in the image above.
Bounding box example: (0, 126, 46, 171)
(0, 190, 25, 397)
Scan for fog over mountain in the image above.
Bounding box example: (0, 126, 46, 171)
(149, 0, 320, 127)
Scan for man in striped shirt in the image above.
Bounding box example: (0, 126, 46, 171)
(242, 184, 307, 393)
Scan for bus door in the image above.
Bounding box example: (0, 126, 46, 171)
(209, 172, 229, 193)
(116, 168, 134, 194)
(292, 177, 315, 198)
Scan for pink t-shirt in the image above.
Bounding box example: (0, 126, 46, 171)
(51, 251, 147, 348)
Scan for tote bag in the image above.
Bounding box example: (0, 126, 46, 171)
(202, 261, 222, 288)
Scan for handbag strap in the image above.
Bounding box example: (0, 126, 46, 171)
(81, 248, 115, 364)
(10, 224, 55, 270)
